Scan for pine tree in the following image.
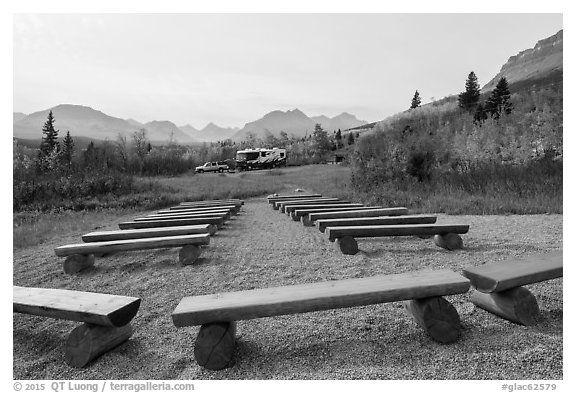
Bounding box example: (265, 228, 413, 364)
(485, 77, 513, 120)
(458, 71, 481, 112)
(61, 131, 74, 165)
(473, 103, 488, 125)
(347, 132, 355, 145)
(410, 90, 421, 109)
(335, 129, 342, 148)
(39, 110, 59, 157)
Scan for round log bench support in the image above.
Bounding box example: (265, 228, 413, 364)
(63, 254, 95, 274)
(335, 236, 359, 255)
(207, 224, 218, 236)
(470, 286, 540, 326)
(179, 245, 202, 265)
(433, 233, 464, 250)
(194, 321, 237, 370)
(404, 296, 462, 343)
(65, 323, 134, 368)
(302, 215, 314, 227)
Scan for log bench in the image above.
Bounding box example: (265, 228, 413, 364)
(315, 215, 438, 232)
(159, 206, 239, 215)
(168, 205, 240, 214)
(179, 199, 244, 207)
(119, 217, 225, 230)
(135, 211, 230, 222)
(172, 268, 470, 370)
(296, 206, 385, 224)
(82, 224, 216, 242)
(280, 200, 354, 213)
(267, 194, 322, 204)
(272, 198, 341, 210)
(13, 286, 141, 368)
(326, 224, 470, 255)
(55, 234, 211, 274)
(284, 203, 364, 216)
(462, 252, 563, 326)
(306, 207, 409, 223)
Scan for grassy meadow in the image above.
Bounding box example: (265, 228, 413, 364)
(13, 163, 562, 250)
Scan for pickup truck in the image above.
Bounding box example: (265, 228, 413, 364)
(194, 161, 229, 174)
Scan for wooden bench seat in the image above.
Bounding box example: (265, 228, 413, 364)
(462, 252, 563, 325)
(326, 224, 470, 254)
(82, 224, 215, 242)
(315, 215, 438, 232)
(119, 216, 224, 230)
(307, 207, 409, 223)
(267, 194, 322, 204)
(14, 286, 141, 368)
(160, 206, 238, 215)
(280, 200, 353, 213)
(168, 205, 240, 213)
(135, 211, 230, 222)
(179, 199, 244, 207)
(284, 203, 364, 215)
(172, 268, 470, 370)
(55, 234, 211, 273)
(272, 198, 341, 210)
(294, 206, 381, 223)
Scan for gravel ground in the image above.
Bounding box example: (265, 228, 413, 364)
(13, 192, 563, 380)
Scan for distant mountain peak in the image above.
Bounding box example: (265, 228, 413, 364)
(482, 29, 563, 92)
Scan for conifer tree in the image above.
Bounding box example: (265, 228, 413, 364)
(485, 77, 513, 119)
(39, 110, 59, 157)
(458, 71, 481, 112)
(335, 129, 342, 148)
(473, 103, 488, 125)
(347, 132, 355, 145)
(61, 130, 74, 165)
(410, 90, 421, 109)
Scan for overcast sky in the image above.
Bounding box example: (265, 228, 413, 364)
(13, 13, 562, 128)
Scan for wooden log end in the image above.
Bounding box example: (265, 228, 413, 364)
(179, 245, 202, 265)
(108, 299, 141, 327)
(470, 286, 540, 326)
(207, 224, 218, 236)
(63, 254, 96, 274)
(433, 233, 463, 250)
(194, 321, 237, 370)
(335, 236, 359, 255)
(404, 296, 461, 343)
(65, 323, 134, 368)
(302, 215, 314, 227)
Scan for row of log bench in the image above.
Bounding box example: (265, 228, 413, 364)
(54, 199, 244, 273)
(267, 193, 469, 254)
(14, 252, 562, 369)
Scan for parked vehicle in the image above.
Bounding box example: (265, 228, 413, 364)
(195, 161, 229, 174)
(235, 148, 287, 171)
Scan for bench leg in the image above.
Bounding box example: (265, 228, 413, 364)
(404, 296, 462, 343)
(335, 236, 359, 255)
(63, 254, 95, 274)
(302, 215, 314, 227)
(207, 224, 217, 236)
(470, 286, 540, 326)
(291, 212, 301, 221)
(194, 321, 236, 370)
(179, 245, 202, 265)
(65, 323, 134, 368)
(433, 233, 463, 250)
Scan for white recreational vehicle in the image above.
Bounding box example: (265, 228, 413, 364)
(235, 148, 287, 170)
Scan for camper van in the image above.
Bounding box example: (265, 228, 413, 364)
(235, 148, 287, 171)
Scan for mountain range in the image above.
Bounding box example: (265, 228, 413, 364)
(13, 105, 366, 144)
(482, 29, 562, 92)
(13, 29, 562, 145)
